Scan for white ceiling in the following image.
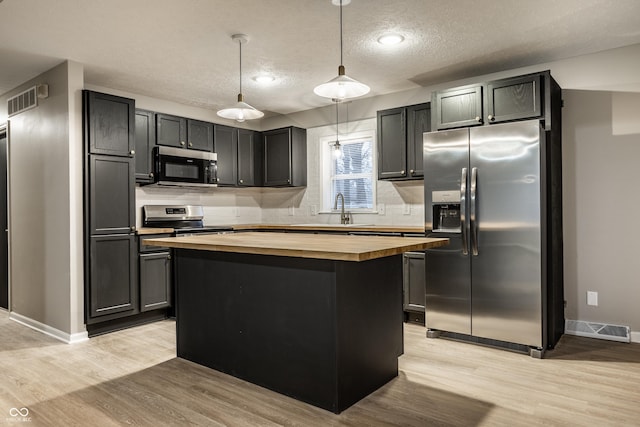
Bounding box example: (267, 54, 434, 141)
(1, 0, 640, 117)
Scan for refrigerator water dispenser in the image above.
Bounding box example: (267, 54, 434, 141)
(432, 190, 461, 233)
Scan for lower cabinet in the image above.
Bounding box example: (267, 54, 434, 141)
(139, 251, 172, 312)
(88, 234, 138, 321)
(139, 234, 173, 313)
(403, 251, 425, 324)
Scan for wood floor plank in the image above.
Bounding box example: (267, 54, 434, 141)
(1, 310, 640, 426)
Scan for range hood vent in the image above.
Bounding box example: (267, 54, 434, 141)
(7, 84, 48, 117)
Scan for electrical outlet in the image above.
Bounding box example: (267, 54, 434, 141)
(378, 203, 386, 215)
(403, 203, 411, 215)
(234, 207, 240, 217)
(587, 291, 598, 306)
(310, 204, 317, 216)
(288, 206, 295, 216)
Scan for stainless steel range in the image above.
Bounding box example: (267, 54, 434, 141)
(142, 205, 233, 236)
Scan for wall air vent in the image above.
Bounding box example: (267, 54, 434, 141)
(7, 84, 48, 117)
(565, 319, 631, 343)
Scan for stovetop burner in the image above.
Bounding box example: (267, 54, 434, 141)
(142, 204, 233, 234)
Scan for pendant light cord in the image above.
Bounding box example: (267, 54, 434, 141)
(239, 40, 243, 95)
(336, 101, 339, 143)
(339, 0, 343, 66)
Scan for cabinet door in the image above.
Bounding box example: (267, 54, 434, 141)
(377, 107, 407, 179)
(89, 234, 137, 319)
(263, 128, 292, 186)
(433, 84, 483, 130)
(403, 252, 425, 312)
(135, 109, 155, 183)
(238, 129, 262, 186)
(486, 73, 542, 124)
(89, 155, 135, 235)
(187, 119, 214, 151)
(140, 251, 172, 312)
(406, 103, 431, 179)
(84, 91, 135, 156)
(156, 113, 186, 148)
(214, 125, 238, 186)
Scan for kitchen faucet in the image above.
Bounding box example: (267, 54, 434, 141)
(333, 192, 351, 224)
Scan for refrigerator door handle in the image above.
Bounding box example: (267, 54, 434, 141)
(460, 167, 468, 256)
(470, 167, 478, 255)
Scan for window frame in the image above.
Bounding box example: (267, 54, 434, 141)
(320, 129, 377, 214)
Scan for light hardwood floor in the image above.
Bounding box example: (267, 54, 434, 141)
(1, 310, 639, 426)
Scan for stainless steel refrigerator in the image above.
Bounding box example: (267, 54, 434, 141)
(423, 119, 563, 356)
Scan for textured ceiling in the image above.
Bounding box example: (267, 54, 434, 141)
(1, 0, 640, 117)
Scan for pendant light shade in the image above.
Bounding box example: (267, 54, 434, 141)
(314, 0, 369, 101)
(217, 34, 264, 122)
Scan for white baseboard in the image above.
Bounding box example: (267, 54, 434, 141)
(9, 312, 88, 344)
(631, 331, 640, 344)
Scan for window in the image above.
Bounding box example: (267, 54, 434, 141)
(321, 130, 376, 212)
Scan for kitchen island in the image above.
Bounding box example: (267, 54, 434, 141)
(144, 232, 448, 413)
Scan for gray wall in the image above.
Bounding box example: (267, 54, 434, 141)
(0, 61, 85, 337)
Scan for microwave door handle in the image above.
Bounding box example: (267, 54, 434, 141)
(460, 167, 468, 256)
(470, 167, 478, 256)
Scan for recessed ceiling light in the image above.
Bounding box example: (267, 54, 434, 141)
(377, 33, 405, 45)
(253, 75, 275, 84)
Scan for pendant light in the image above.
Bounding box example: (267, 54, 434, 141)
(217, 34, 264, 122)
(313, 0, 370, 101)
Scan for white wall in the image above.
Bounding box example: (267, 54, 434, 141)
(562, 89, 640, 331)
(0, 61, 85, 340)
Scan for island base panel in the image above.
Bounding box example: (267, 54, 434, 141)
(175, 250, 403, 413)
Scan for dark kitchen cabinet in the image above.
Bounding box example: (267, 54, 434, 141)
(237, 129, 262, 187)
(486, 73, 542, 124)
(88, 234, 138, 320)
(83, 91, 135, 157)
(156, 113, 213, 152)
(135, 109, 155, 183)
(88, 154, 135, 235)
(214, 126, 263, 187)
(263, 126, 307, 187)
(432, 71, 552, 131)
(432, 84, 483, 130)
(403, 252, 425, 323)
(377, 102, 430, 180)
(213, 125, 238, 186)
(139, 251, 172, 312)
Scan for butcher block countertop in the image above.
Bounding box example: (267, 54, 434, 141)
(231, 224, 425, 234)
(144, 232, 448, 262)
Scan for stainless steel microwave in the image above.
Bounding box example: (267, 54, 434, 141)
(153, 146, 217, 188)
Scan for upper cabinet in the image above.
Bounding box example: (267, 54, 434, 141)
(263, 126, 307, 187)
(134, 109, 155, 184)
(237, 129, 262, 187)
(432, 85, 483, 130)
(84, 91, 135, 157)
(486, 73, 542, 124)
(214, 126, 263, 187)
(213, 125, 238, 186)
(432, 71, 556, 131)
(377, 102, 430, 180)
(156, 113, 213, 152)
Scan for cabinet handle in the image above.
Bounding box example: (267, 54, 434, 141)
(149, 172, 154, 178)
(409, 169, 414, 174)
(188, 142, 193, 147)
(180, 141, 185, 146)
(475, 116, 481, 122)
(130, 150, 135, 155)
(239, 179, 244, 183)
(401, 170, 405, 175)
(130, 226, 136, 232)
(287, 179, 291, 184)
(167, 254, 171, 260)
(488, 115, 495, 121)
